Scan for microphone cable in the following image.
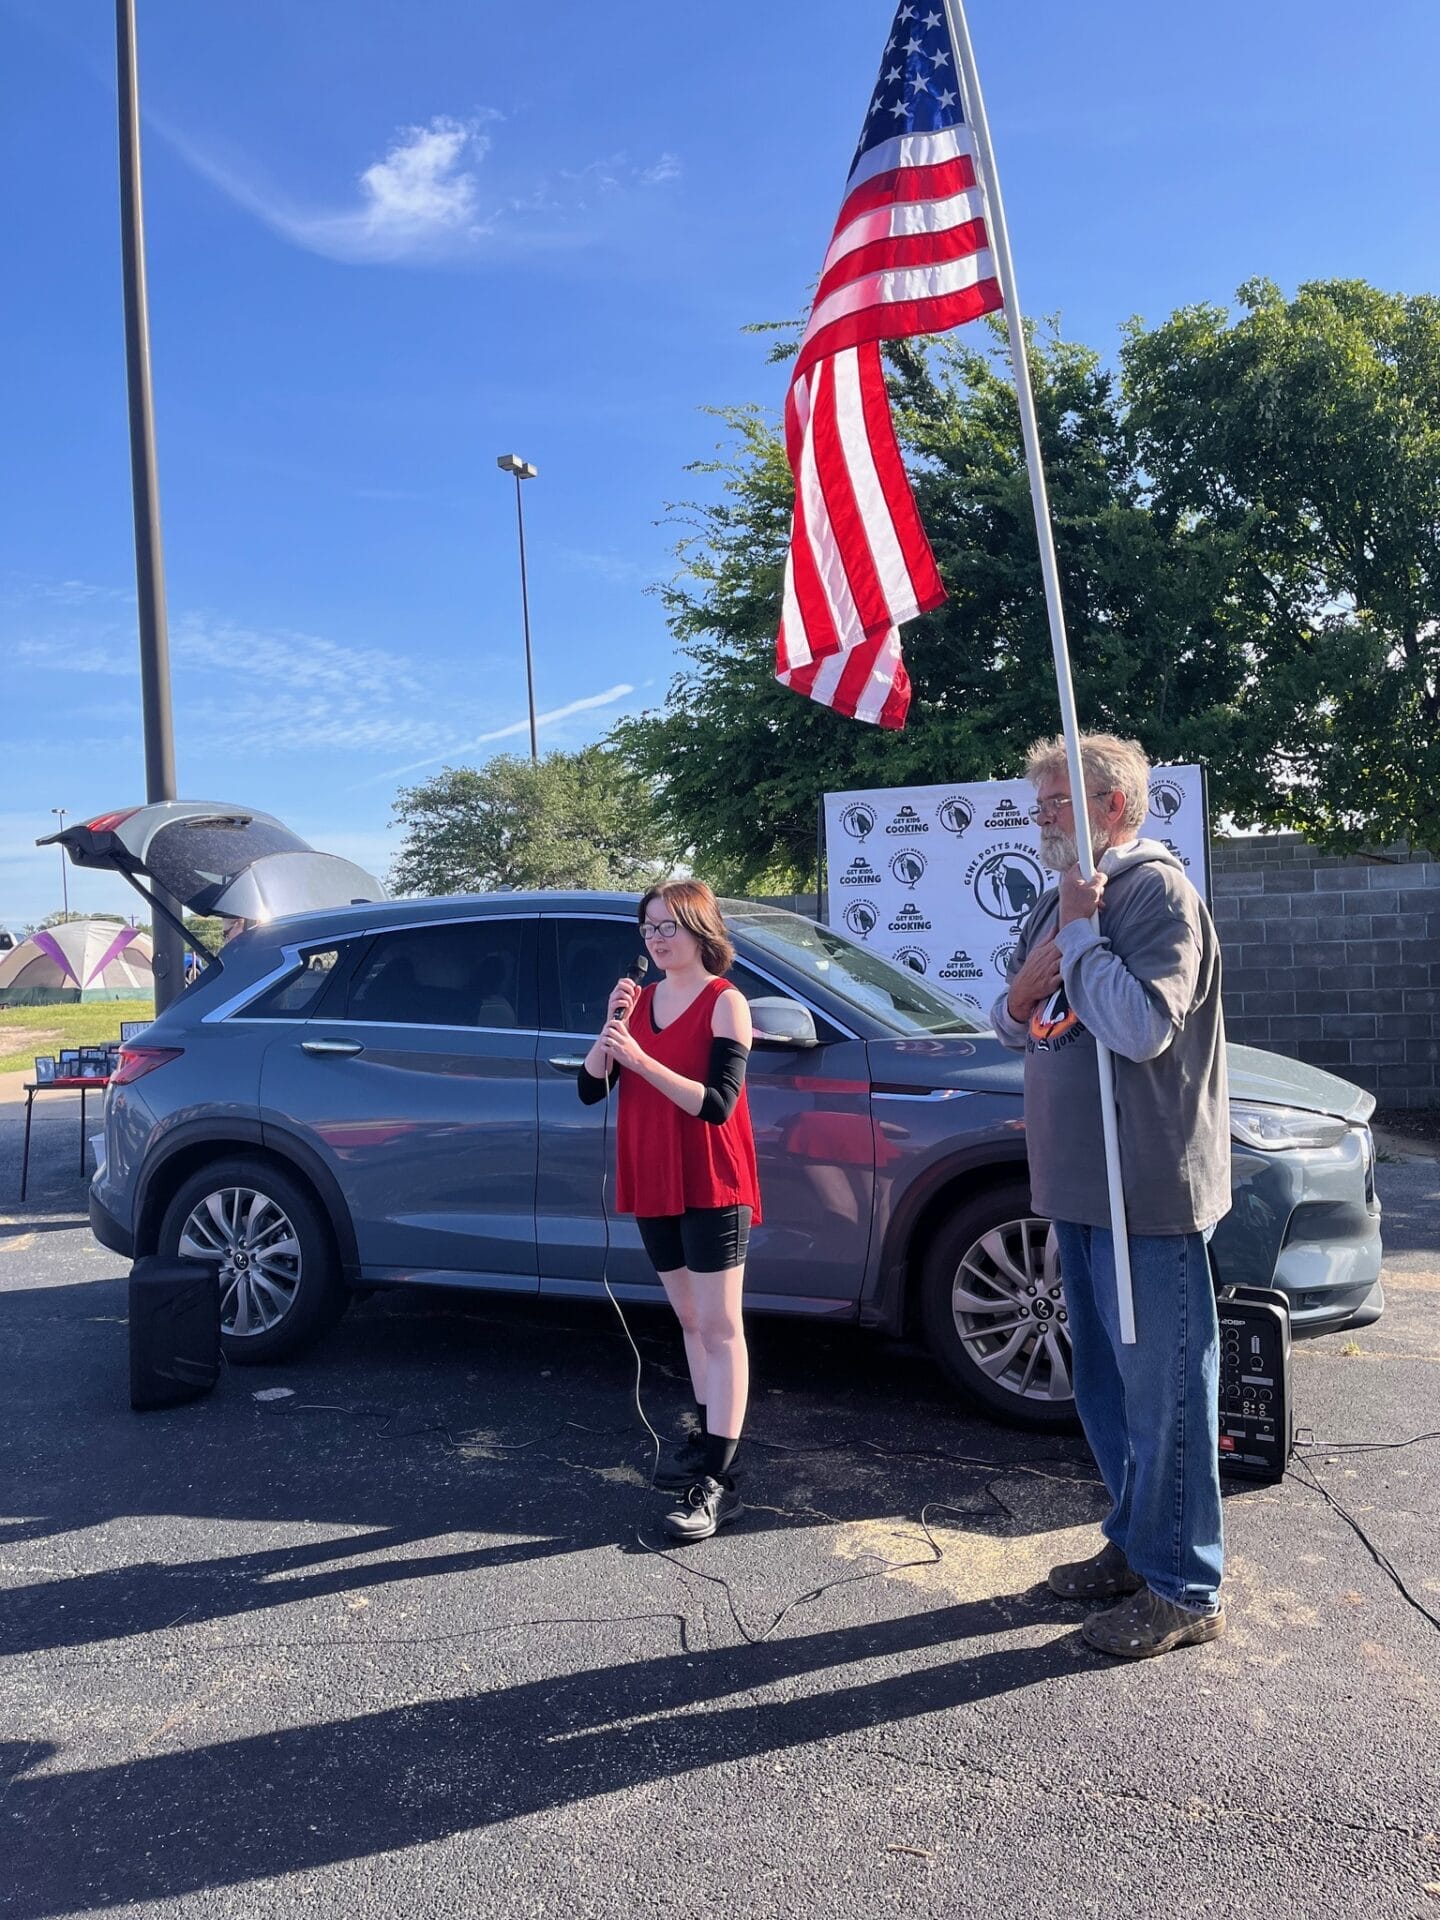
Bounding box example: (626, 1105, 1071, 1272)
(595, 958, 663, 1484)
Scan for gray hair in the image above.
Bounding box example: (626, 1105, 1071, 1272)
(1024, 732, 1151, 834)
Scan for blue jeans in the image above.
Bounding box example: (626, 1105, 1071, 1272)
(1053, 1223, 1224, 1612)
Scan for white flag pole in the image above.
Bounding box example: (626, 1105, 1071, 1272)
(944, 0, 1137, 1344)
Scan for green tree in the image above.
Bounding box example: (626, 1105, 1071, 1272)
(184, 915, 225, 954)
(616, 321, 1247, 889)
(389, 745, 675, 896)
(1122, 278, 1440, 849)
(29, 910, 134, 934)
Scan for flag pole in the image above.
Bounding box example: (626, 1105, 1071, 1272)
(943, 0, 1137, 1343)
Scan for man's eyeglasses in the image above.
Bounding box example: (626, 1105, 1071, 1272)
(640, 919, 680, 941)
(1027, 789, 1114, 825)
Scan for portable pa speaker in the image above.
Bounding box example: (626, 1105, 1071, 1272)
(1215, 1284, 1293, 1484)
(128, 1256, 222, 1411)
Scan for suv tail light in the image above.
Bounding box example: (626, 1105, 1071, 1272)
(110, 1046, 183, 1086)
(82, 808, 141, 834)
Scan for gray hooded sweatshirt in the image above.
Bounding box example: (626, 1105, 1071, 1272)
(988, 839, 1231, 1235)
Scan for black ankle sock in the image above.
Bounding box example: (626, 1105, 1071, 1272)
(704, 1433, 739, 1480)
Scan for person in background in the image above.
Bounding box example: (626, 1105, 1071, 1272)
(577, 880, 761, 1543)
(990, 732, 1231, 1659)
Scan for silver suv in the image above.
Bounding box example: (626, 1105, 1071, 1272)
(55, 803, 1385, 1432)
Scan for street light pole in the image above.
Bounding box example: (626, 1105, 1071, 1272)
(496, 454, 539, 761)
(50, 809, 69, 919)
(116, 0, 184, 1011)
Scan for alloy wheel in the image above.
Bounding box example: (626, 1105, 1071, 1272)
(178, 1185, 303, 1338)
(949, 1216, 1073, 1408)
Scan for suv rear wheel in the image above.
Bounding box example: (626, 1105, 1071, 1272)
(920, 1180, 1078, 1431)
(157, 1157, 344, 1364)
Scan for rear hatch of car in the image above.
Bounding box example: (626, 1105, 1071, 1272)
(41, 802, 386, 922)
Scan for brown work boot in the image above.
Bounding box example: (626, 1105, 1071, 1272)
(1082, 1586, 1226, 1660)
(1048, 1538, 1143, 1602)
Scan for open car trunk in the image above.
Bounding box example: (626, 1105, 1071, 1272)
(39, 803, 387, 949)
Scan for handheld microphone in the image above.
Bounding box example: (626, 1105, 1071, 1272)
(608, 957, 649, 1037)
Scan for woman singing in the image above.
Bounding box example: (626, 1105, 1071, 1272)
(577, 880, 761, 1542)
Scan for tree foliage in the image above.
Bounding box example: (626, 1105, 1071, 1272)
(616, 281, 1440, 886)
(1122, 278, 1440, 848)
(388, 746, 674, 897)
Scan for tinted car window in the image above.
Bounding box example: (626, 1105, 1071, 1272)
(346, 920, 529, 1029)
(143, 815, 312, 913)
(551, 919, 655, 1033)
(241, 946, 345, 1020)
(549, 918, 802, 1035)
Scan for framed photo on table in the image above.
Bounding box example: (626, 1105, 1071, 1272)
(58, 1050, 81, 1078)
(34, 1056, 56, 1084)
(119, 1021, 150, 1044)
(79, 1047, 108, 1079)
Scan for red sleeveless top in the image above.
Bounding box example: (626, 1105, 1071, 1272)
(614, 977, 762, 1222)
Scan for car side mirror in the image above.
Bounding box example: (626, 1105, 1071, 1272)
(749, 997, 820, 1050)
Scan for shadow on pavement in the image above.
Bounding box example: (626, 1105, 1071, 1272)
(1, 1584, 1090, 1918)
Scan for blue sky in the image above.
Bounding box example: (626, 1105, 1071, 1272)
(3, 0, 1436, 929)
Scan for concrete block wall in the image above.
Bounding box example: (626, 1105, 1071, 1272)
(1209, 835, 1440, 1110)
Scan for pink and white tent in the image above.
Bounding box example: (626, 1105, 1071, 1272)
(0, 920, 154, 1005)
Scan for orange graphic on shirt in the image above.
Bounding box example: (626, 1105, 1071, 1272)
(1029, 985, 1081, 1047)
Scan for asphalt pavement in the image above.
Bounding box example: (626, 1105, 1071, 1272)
(1, 1089, 1437, 1919)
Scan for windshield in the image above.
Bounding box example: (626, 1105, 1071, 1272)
(727, 906, 983, 1035)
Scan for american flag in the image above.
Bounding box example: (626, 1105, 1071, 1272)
(774, 1, 1003, 728)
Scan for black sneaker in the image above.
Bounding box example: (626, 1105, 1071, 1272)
(662, 1475, 743, 1543)
(652, 1433, 708, 1491)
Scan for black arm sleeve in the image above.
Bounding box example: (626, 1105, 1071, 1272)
(698, 1037, 750, 1125)
(576, 1062, 618, 1106)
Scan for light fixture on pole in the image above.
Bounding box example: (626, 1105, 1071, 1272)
(50, 808, 69, 919)
(496, 453, 540, 761)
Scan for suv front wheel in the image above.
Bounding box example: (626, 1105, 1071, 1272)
(920, 1181, 1078, 1431)
(157, 1157, 345, 1364)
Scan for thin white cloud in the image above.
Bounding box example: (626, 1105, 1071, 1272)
(172, 616, 430, 701)
(17, 619, 431, 702)
(357, 683, 636, 787)
(158, 114, 500, 265)
(154, 110, 680, 266)
(15, 639, 136, 677)
(180, 692, 459, 756)
(557, 547, 651, 587)
(7, 583, 630, 778)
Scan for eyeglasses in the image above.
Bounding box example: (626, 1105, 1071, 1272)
(1027, 789, 1114, 825)
(640, 919, 681, 941)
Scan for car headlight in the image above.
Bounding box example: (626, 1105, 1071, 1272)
(1230, 1102, 1351, 1152)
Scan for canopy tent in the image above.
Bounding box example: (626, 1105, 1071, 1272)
(0, 921, 154, 1005)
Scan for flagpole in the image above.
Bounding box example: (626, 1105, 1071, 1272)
(943, 0, 1137, 1344)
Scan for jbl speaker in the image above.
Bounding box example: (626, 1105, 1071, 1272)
(1215, 1284, 1293, 1484)
(128, 1256, 222, 1411)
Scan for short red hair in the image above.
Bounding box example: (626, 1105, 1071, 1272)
(638, 879, 734, 976)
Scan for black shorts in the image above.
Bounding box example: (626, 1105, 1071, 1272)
(636, 1205, 752, 1275)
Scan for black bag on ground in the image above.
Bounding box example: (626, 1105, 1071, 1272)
(128, 1255, 221, 1411)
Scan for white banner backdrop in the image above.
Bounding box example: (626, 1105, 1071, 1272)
(823, 766, 1209, 1015)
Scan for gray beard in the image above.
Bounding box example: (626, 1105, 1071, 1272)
(1041, 824, 1111, 873)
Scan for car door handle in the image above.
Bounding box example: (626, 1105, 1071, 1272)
(547, 1054, 587, 1072)
(301, 1038, 364, 1057)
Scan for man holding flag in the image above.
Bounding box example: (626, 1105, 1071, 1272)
(774, 4, 1231, 1655)
(991, 734, 1230, 1658)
